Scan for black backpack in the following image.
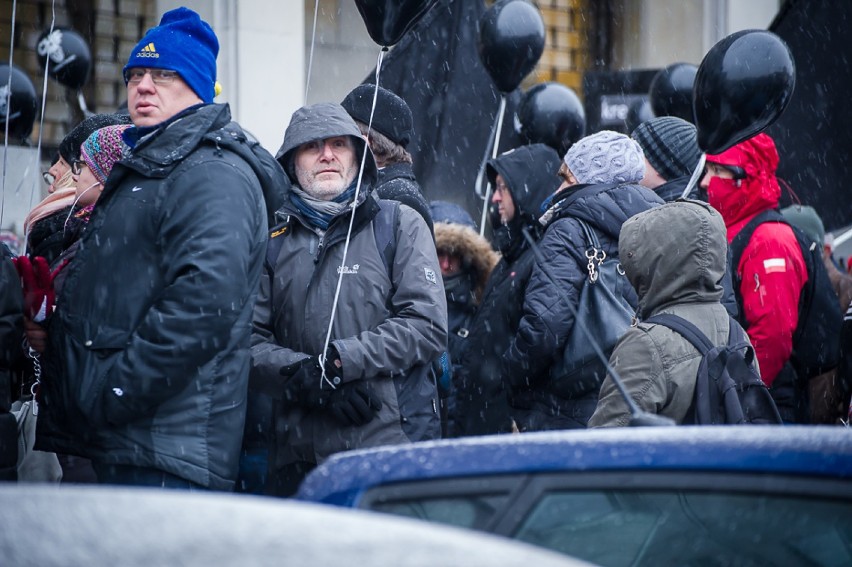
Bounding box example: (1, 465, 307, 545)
(646, 313, 783, 425)
(730, 210, 842, 379)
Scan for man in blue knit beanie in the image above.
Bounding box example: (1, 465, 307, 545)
(35, 7, 288, 491)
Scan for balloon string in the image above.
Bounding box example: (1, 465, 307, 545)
(1, 0, 19, 229)
(318, 47, 385, 389)
(479, 94, 506, 237)
(28, 0, 56, 222)
(680, 153, 706, 200)
(304, 0, 319, 105)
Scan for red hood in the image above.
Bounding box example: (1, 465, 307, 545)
(706, 133, 781, 235)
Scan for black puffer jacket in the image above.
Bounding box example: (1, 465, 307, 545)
(503, 181, 663, 431)
(0, 245, 23, 481)
(37, 103, 286, 490)
(453, 144, 561, 436)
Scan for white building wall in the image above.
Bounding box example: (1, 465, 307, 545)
(616, 0, 782, 70)
(156, 0, 304, 153)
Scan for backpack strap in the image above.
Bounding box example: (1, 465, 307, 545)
(729, 209, 796, 326)
(645, 313, 714, 354)
(373, 199, 401, 282)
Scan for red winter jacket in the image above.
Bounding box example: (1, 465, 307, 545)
(706, 134, 808, 387)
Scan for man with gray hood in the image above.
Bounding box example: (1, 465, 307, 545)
(250, 103, 447, 496)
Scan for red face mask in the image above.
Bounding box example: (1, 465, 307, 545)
(706, 176, 746, 223)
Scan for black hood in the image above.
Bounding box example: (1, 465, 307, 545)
(275, 102, 377, 190)
(486, 143, 562, 226)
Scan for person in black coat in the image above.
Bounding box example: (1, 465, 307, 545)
(0, 244, 23, 481)
(341, 84, 433, 234)
(503, 131, 664, 431)
(452, 143, 562, 436)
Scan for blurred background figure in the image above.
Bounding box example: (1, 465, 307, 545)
(429, 200, 498, 436)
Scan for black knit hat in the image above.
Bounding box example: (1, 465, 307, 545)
(341, 84, 413, 148)
(631, 116, 701, 181)
(58, 113, 132, 164)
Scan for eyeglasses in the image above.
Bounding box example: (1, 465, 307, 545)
(42, 171, 55, 186)
(123, 68, 179, 85)
(71, 160, 87, 176)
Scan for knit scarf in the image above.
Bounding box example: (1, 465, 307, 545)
(289, 181, 357, 230)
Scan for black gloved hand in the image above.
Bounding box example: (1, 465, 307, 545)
(279, 357, 333, 408)
(328, 382, 383, 426)
(322, 345, 344, 383)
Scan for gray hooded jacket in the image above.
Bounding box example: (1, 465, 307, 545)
(590, 200, 755, 427)
(251, 103, 446, 467)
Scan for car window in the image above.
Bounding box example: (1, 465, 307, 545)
(358, 471, 852, 566)
(515, 489, 852, 566)
(361, 476, 525, 530)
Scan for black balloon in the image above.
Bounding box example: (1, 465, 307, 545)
(35, 28, 92, 89)
(649, 62, 697, 123)
(693, 30, 795, 154)
(518, 82, 585, 155)
(626, 98, 655, 134)
(355, 0, 438, 47)
(0, 64, 38, 141)
(478, 0, 545, 93)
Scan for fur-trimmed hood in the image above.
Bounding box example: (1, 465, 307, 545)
(434, 221, 499, 305)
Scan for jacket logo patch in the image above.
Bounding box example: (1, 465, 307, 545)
(337, 264, 360, 275)
(270, 226, 289, 238)
(136, 42, 159, 58)
(425, 268, 437, 284)
(763, 258, 787, 274)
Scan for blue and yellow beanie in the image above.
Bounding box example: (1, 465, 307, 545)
(123, 7, 219, 103)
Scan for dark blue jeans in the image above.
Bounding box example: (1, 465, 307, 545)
(92, 463, 204, 490)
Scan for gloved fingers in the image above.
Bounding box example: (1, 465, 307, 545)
(13, 255, 35, 289)
(13, 256, 43, 318)
(332, 398, 370, 426)
(50, 258, 70, 282)
(279, 356, 314, 377)
(359, 386, 383, 412)
(32, 256, 51, 291)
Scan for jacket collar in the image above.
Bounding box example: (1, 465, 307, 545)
(128, 103, 231, 167)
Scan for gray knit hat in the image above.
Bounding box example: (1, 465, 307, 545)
(631, 116, 701, 181)
(562, 130, 645, 185)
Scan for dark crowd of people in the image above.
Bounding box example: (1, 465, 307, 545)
(1, 7, 850, 495)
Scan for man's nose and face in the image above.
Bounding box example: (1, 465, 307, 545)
(126, 68, 203, 128)
(491, 174, 516, 224)
(294, 136, 359, 201)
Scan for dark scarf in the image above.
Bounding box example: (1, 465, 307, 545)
(289, 182, 357, 230)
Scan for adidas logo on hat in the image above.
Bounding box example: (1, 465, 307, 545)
(136, 42, 159, 58)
